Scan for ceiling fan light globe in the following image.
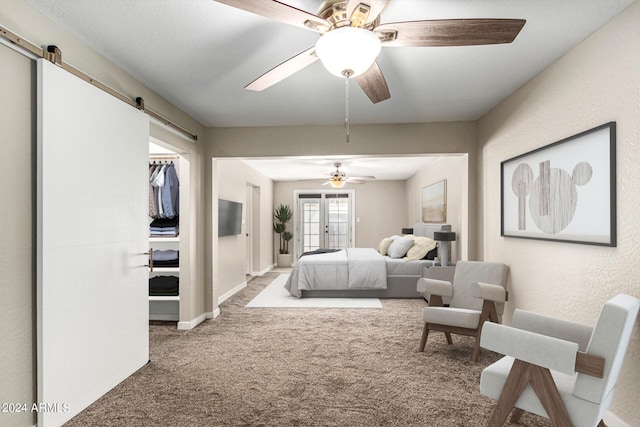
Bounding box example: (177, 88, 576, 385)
(329, 178, 346, 189)
(315, 27, 382, 78)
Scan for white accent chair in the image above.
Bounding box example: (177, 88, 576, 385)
(480, 294, 640, 427)
(417, 261, 509, 362)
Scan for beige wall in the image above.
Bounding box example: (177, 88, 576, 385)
(273, 180, 407, 259)
(0, 43, 36, 427)
(0, 2, 208, 422)
(406, 155, 469, 262)
(205, 121, 478, 280)
(211, 159, 274, 306)
(207, 121, 476, 158)
(477, 1, 640, 423)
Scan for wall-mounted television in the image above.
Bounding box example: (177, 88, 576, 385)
(218, 199, 243, 237)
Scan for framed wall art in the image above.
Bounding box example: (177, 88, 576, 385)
(422, 179, 447, 222)
(501, 122, 616, 246)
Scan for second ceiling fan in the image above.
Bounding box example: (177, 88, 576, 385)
(214, 0, 526, 103)
(322, 162, 375, 188)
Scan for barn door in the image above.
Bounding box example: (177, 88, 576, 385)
(37, 59, 149, 426)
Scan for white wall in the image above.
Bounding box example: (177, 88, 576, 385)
(477, 1, 640, 423)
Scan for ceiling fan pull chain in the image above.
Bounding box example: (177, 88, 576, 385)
(343, 70, 353, 143)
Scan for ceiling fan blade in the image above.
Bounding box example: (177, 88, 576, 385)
(355, 61, 390, 104)
(214, 0, 330, 33)
(374, 18, 526, 47)
(346, 0, 390, 26)
(245, 47, 318, 91)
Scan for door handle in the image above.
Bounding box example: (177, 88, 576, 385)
(144, 248, 154, 272)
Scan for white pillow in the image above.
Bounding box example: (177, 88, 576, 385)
(387, 237, 414, 259)
(404, 236, 437, 261)
(377, 237, 394, 255)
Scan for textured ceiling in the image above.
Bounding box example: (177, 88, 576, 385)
(25, 0, 635, 181)
(26, 0, 636, 128)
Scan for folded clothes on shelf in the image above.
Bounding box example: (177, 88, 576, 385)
(149, 216, 180, 237)
(149, 275, 179, 296)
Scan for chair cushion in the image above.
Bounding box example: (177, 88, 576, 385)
(574, 294, 640, 404)
(449, 261, 508, 313)
(423, 306, 480, 329)
(480, 356, 605, 426)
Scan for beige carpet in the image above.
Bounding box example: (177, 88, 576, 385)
(67, 273, 552, 426)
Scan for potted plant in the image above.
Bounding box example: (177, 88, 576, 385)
(273, 204, 294, 267)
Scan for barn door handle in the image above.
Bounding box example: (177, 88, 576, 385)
(144, 248, 154, 272)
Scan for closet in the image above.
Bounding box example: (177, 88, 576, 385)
(148, 142, 182, 322)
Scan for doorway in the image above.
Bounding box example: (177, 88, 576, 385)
(295, 190, 355, 256)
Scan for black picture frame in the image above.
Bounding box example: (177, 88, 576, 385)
(501, 122, 616, 246)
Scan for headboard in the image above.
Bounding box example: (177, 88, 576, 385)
(413, 223, 451, 239)
(413, 223, 452, 260)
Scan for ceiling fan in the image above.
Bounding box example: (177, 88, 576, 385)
(214, 0, 526, 104)
(322, 162, 375, 188)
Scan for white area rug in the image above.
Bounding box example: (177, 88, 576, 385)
(246, 274, 383, 308)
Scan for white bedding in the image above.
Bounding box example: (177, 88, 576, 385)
(284, 248, 387, 297)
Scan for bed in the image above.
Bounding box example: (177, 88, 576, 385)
(284, 223, 452, 298)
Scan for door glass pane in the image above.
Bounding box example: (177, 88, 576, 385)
(300, 199, 321, 253)
(298, 193, 352, 255)
(326, 198, 350, 250)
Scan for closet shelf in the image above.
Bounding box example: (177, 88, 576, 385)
(149, 236, 179, 242)
(149, 296, 179, 302)
(152, 267, 179, 273)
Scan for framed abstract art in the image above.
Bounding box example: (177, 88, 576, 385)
(422, 179, 447, 223)
(501, 122, 616, 246)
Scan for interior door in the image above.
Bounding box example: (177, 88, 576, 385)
(37, 59, 149, 426)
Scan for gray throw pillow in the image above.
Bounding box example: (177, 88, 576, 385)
(387, 236, 414, 259)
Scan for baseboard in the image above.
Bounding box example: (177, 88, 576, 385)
(218, 281, 247, 305)
(205, 308, 221, 319)
(177, 312, 207, 330)
(251, 264, 274, 276)
(604, 411, 629, 427)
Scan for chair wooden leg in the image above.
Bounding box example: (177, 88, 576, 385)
(488, 359, 573, 427)
(419, 324, 429, 352)
(472, 334, 481, 362)
(597, 420, 607, 427)
(510, 408, 524, 423)
(444, 332, 453, 345)
(488, 359, 531, 427)
(528, 365, 572, 427)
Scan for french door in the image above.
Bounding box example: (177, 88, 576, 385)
(297, 191, 354, 255)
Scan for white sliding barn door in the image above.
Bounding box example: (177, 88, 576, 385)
(37, 59, 149, 426)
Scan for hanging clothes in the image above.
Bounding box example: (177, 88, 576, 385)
(148, 161, 180, 220)
(151, 163, 166, 218)
(161, 163, 179, 219)
(148, 163, 159, 218)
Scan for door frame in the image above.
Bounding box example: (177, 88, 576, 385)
(293, 189, 355, 259)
